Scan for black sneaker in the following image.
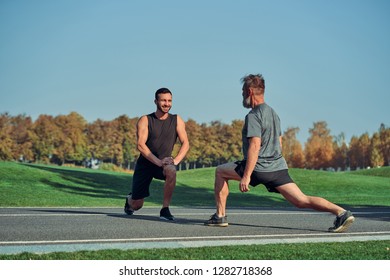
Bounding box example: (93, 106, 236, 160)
(204, 213, 228, 227)
(124, 194, 134, 215)
(328, 210, 355, 233)
(160, 207, 175, 221)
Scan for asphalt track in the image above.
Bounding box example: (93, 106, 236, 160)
(0, 206, 389, 255)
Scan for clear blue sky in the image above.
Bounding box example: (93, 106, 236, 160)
(1, 0, 389, 144)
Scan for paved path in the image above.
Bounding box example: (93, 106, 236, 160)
(1, 207, 389, 254)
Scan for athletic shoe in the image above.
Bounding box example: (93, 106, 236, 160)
(204, 213, 228, 227)
(328, 210, 355, 233)
(160, 207, 175, 221)
(124, 194, 134, 215)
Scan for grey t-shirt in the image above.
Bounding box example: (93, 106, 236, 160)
(242, 103, 288, 172)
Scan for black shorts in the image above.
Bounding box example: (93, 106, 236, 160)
(131, 157, 166, 200)
(234, 160, 294, 193)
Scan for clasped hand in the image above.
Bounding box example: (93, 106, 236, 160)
(161, 157, 174, 166)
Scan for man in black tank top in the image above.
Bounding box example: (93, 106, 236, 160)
(124, 88, 189, 221)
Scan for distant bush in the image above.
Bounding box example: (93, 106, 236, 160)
(99, 162, 132, 174)
(99, 163, 121, 172)
(351, 166, 390, 178)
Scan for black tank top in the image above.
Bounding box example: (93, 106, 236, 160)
(143, 113, 178, 160)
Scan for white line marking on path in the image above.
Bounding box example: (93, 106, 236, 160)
(1, 231, 390, 246)
(0, 211, 389, 217)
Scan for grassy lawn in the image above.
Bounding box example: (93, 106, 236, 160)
(1, 161, 389, 208)
(0, 161, 389, 260)
(1, 241, 389, 260)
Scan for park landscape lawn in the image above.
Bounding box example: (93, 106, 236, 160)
(1, 241, 388, 260)
(1, 161, 389, 208)
(0, 161, 389, 260)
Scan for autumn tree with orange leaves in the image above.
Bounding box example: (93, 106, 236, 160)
(0, 112, 388, 170)
(332, 133, 349, 170)
(282, 127, 305, 168)
(304, 121, 334, 169)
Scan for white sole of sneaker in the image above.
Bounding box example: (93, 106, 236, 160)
(331, 216, 355, 233)
(160, 217, 175, 221)
(206, 223, 229, 227)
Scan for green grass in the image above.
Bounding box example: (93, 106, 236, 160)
(1, 162, 389, 208)
(1, 241, 389, 260)
(0, 162, 131, 207)
(351, 167, 390, 178)
(1, 161, 389, 260)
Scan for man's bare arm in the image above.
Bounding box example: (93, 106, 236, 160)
(173, 115, 190, 166)
(240, 136, 261, 192)
(136, 116, 163, 167)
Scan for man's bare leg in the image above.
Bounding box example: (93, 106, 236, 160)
(276, 182, 345, 215)
(214, 162, 242, 217)
(277, 182, 355, 232)
(162, 165, 176, 208)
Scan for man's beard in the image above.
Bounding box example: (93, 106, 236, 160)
(242, 96, 252, 108)
(157, 104, 171, 113)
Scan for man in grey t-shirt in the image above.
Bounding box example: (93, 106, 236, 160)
(205, 74, 355, 233)
(242, 103, 288, 172)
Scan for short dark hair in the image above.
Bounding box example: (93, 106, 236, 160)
(241, 74, 265, 93)
(155, 88, 172, 100)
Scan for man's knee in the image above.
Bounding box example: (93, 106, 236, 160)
(215, 164, 227, 177)
(131, 199, 144, 211)
(215, 163, 238, 179)
(164, 165, 177, 178)
(278, 183, 309, 208)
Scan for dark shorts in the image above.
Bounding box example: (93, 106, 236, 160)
(131, 157, 166, 200)
(234, 160, 294, 193)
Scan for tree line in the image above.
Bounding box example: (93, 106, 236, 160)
(0, 112, 388, 170)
